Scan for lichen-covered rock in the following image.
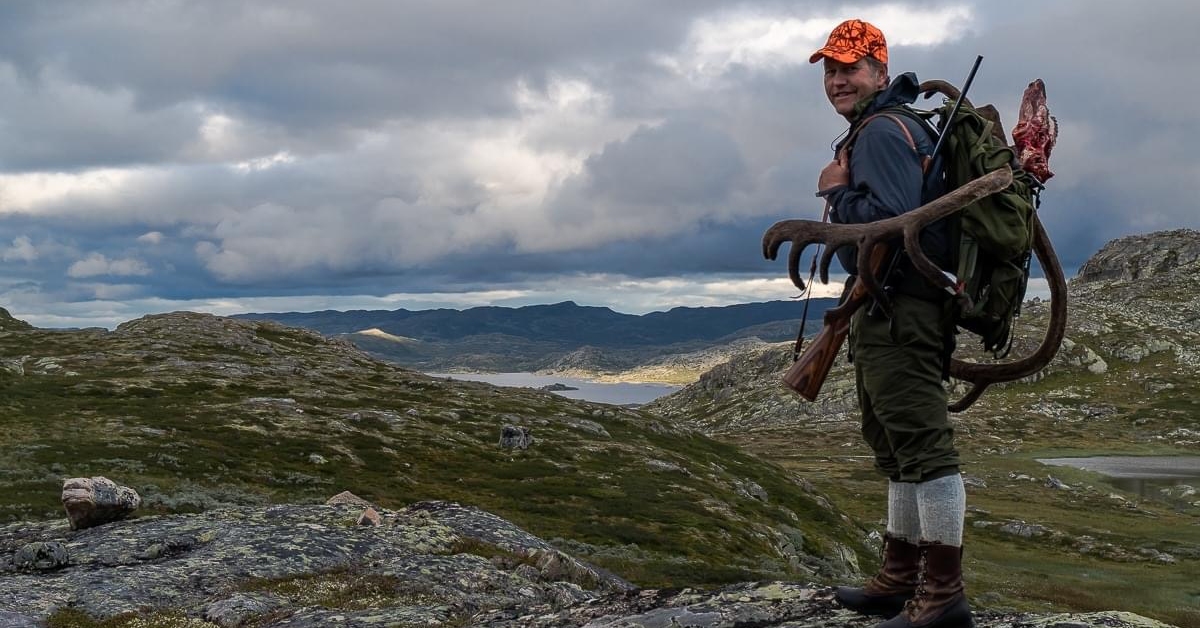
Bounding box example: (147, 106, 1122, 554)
(1076, 229, 1200, 283)
(499, 425, 534, 449)
(356, 506, 381, 526)
(12, 541, 68, 571)
(326, 490, 375, 508)
(472, 581, 1178, 628)
(0, 611, 40, 628)
(61, 476, 141, 530)
(0, 500, 629, 626)
(202, 592, 286, 627)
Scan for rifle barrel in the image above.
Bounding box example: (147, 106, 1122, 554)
(930, 55, 984, 160)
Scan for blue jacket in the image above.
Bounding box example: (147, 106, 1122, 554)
(819, 72, 950, 276)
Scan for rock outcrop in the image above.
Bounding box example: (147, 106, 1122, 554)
(1076, 228, 1200, 283)
(0, 501, 1176, 627)
(0, 500, 631, 626)
(0, 307, 35, 332)
(498, 425, 534, 449)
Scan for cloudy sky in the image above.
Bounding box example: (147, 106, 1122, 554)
(1, 1, 1196, 328)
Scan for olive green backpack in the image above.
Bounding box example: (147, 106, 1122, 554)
(874, 100, 1042, 358)
(932, 102, 1043, 357)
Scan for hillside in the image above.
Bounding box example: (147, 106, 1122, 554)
(234, 299, 835, 379)
(646, 229, 1200, 626)
(0, 310, 867, 618)
(0, 232, 1196, 626)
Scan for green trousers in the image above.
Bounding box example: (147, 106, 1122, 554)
(850, 293, 960, 482)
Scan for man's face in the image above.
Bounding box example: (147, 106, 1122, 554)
(823, 58, 887, 118)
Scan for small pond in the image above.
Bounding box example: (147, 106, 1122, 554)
(1037, 456, 1200, 498)
(426, 372, 681, 406)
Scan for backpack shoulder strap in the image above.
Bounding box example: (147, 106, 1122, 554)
(845, 110, 932, 174)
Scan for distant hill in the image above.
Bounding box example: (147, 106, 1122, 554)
(234, 299, 836, 379)
(234, 299, 831, 346)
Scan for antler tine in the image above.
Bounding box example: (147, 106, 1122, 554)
(818, 244, 840, 285)
(903, 227, 955, 295)
(762, 220, 860, 290)
(855, 238, 892, 312)
(947, 214, 1068, 412)
(786, 240, 806, 290)
(918, 79, 972, 107)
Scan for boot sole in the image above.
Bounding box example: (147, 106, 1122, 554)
(832, 587, 911, 617)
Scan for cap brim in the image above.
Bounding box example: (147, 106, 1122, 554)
(809, 48, 864, 64)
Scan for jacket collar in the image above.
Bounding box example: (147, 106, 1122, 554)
(850, 71, 921, 123)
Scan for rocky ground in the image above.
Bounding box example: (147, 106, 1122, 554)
(0, 496, 1178, 627)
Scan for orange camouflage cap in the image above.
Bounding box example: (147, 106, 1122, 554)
(809, 19, 888, 65)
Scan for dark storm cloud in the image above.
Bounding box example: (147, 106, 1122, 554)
(1, 1, 1198, 326)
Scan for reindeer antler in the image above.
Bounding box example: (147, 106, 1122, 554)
(946, 216, 1067, 410)
(762, 167, 1013, 307)
(762, 166, 1068, 412)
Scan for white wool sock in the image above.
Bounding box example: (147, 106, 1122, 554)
(916, 473, 966, 546)
(887, 480, 921, 543)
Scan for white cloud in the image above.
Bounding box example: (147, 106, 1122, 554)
(2, 236, 40, 263)
(0, 169, 140, 215)
(80, 282, 144, 301)
(661, 4, 975, 82)
(67, 253, 152, 278)
(234, 151, 296, 173)
(184, 75, 658, 283)
(137, 231, 165, 245)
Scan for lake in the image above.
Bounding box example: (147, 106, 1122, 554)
(1038, 456, 1200, 498)
(426, 372, 682, 406)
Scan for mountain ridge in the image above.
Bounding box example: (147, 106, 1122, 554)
(234, 299, 832, 346)
(234, 298, 836, 378)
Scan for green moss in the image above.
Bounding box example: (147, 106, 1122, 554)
(241, 568, 437, 610)
(46, 609, 211, 628)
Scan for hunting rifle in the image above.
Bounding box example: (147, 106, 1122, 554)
(780, 56, 984, 401)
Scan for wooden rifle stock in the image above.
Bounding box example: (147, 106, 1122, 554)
(782, 245, 891, 400)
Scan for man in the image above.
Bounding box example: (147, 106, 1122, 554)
(809, 19, 973, 628)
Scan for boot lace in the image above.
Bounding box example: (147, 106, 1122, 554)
(903, 551, 931, 618)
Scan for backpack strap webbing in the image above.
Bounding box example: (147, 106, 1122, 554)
(845, 111, 933, 175)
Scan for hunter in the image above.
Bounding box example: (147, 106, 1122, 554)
(811, 19, 973, 628)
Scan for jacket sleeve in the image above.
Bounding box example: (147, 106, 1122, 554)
(820, 117, 926, 273)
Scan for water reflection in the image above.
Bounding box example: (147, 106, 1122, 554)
(426, 372, 680, 406)
(1038, 456, 1200, 500)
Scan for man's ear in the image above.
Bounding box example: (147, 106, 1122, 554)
(877, 65, 890, 88)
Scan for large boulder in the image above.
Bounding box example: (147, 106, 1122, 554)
(61, 477, 141, 530)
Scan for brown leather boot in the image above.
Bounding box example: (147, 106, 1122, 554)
(834, 533, 919, 617)
(877, 541, 973, 628)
